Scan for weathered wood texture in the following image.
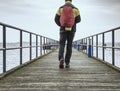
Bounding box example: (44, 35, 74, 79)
(0, 49, 120, 91)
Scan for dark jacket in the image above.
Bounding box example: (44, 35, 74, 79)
(54, 2, 81, 32)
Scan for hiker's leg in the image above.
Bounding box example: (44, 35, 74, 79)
(65, 32, 75, 64)
(58, 31, 67, 60)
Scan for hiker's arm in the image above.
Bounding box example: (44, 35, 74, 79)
(54, 9, 61, 26)
(75, 15, 81, 23)
(74, 9, 81, 23)
(54, 14, 61, 26)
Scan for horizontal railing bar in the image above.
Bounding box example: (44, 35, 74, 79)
(77, 44, 87, 45)
(113, 47, 120, 49)
(0, 46, 37, 50)
(74, 26, 120, 41)
(0, 44, 59, 51)
(76, 44, 120, 49)
(90, 27, 120, 37)
(0, 22, 58, 42)
(92, 46, 120, 49)
(0, 22, 38, 36)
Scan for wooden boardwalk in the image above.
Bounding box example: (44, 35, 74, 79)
(0, 49, 120, 91)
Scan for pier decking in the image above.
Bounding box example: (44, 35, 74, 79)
(0, 49, 120, 91)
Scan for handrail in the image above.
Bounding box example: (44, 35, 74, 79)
(0, 22, 59, 73)
(73, 27, 120, 68)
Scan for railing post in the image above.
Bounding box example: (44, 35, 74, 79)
(83, 38, 85, 52)
(112, 30, 115, 65)
(88, 38, 92, 57)
(86, 38, 88, 53)
(3, 25, 6, 73)
(43, 37, 45, 54)
(40, 36, 42, 56)
(36, 35, 38, 58)
(102, 33, 105, 61)
(46, 38, 48, 53)
(54, 40, 55, 49)
(96, 35, 98, 58)
(29, 33, 32, 60)
(20, 31, 23, 65)
(77, 44, 80, 51)
(91, 36, 93, 56)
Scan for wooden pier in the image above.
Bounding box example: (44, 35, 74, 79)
(0, 49, 120, 91)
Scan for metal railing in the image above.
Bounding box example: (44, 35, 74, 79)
(73, 27, 120, 68)
(0, 22, 59, 73)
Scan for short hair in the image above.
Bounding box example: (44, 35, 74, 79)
(65, 0, 72, 2)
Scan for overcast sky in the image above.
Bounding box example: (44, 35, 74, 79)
(0, 0, 120, 41)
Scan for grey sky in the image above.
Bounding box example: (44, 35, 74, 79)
(0, 0, 120, 41)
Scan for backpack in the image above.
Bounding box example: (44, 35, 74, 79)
(60, 5, 75, 28)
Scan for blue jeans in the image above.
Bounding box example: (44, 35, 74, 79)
(58, 31, 75, 65)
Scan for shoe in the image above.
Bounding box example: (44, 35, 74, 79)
(59, 59, 64, 69)
(65, 64, 70, 68)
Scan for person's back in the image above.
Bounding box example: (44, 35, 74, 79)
(54, 0, 81, 68)
(60, 4, 75, 30)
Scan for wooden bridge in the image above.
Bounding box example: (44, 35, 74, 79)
(0, 49, 120, 91)
(0, 22, 120, 91)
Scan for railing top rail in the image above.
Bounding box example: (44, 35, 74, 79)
(0, 22, 58, 41)
(91, 26, 120, 37)
(75, 26, 120, 42)
(0, 22, 38, 36)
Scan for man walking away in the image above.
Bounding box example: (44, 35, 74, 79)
(54, 0, 81, 68)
